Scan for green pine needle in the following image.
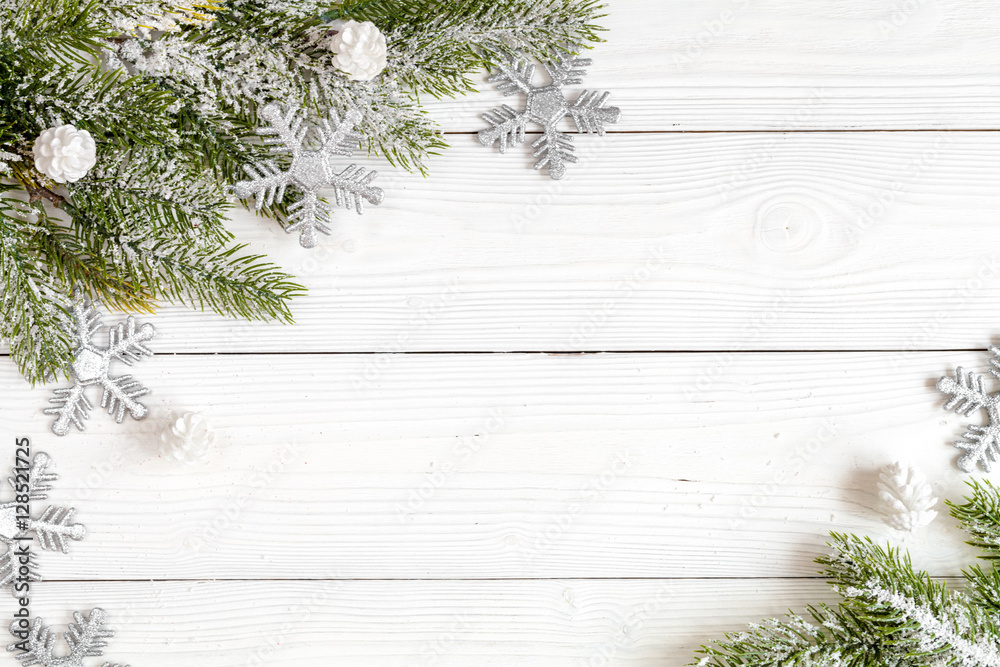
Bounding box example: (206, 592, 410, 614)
(695, 484, 1000, 667)
(1, 0, 606, 384)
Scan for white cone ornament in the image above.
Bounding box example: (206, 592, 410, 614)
(326, 20, 387, 81)
(876, 462, 938, 532)
(32, 124, 97, 183)
(160, 411, 215, 465)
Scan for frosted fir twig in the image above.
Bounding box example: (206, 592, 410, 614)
(695, 494, 1000, 667)
(843, 585, 1000, 667)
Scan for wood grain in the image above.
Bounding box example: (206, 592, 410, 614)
(1, 579, 840, 666)
(423, 0, 1000, 132)
(0, 352, 984, 580)
(2, 0, 998, 662)
(84, 132, 1000, 353)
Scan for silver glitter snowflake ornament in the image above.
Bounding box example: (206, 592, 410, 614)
(8, 608, 129, 667)
(230, 102, 384, 248)
(477, 51, 621, 180)
(0, 452, 86, 595)
(44, 298, 156, 436)
(938, 346, 1000, 472)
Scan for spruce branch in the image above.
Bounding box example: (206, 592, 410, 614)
(695, 483, 1000, 667)
(61, 200, 304, 323)
(694, 604, 902, 667)
(0, 193, 74, 384)
(1, 0, 607, 385)
(23, 203, 153, 313)
(949, 479, 1000, 559)
(820, 533, 1000, 667)
(110, 0, 606, 174)
(348, 0, 607, 98)
(2, 0, 111, 67)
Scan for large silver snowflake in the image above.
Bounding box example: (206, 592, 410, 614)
(477, 52, 621, 180)
(938, 346, 1000, 472)
(230, 102, 384, 248)
(44, 298, 156, 436)
(7, 608, 129, 667)
(0, 452, 85, 595)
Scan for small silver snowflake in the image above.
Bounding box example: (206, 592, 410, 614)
(477, 52, 621, 180)
(7, 608, 129, 667)
(938, 346, 1000, 472)
(0, 452, 85, 595)
(44, 298, 156, 436)
(230, 102, 384, 248)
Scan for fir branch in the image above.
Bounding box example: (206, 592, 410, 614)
(697, 484, 1000, 667)
(349, 0, 607, 98)
(15, 67, 179, 150)
(111, 0, 606, 173)
(966, 564, 1000, 616)
(952, 481, 1000, 616)
(949, 480, 1000, 559)
(140, 241, 305, 323)
(69, 147, 234, 245)
(1, 0, 608, 386)
(822, 534, 1000, 667)
(62, 200, 304, 323)
(694, 604, 904, 667)
(2, 0, 110, 67)
(0, 192, 74, 384)
(16, 192, 153, 313)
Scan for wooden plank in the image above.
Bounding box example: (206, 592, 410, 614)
(0, 351, 985, 579)
(2, 579, 840, 666)
(422, 0, 1000, 132)
(53, 131, 1000, 353)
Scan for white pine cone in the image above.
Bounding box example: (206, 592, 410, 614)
(32, 124, 97, 183)
(876, 462, 938, 532)
(159, 412, 215, 465)
(326, 20, 387, 82)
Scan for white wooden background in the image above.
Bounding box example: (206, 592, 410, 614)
(2, 1, 1000, 664)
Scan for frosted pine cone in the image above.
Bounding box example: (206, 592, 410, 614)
(876, 462, 938, 532)
(32, 124, 97, 183)
(159, 412, 215, 465)
(326, 20, 387, 81)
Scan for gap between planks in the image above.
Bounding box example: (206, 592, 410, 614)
(1, 348, 988, 357)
